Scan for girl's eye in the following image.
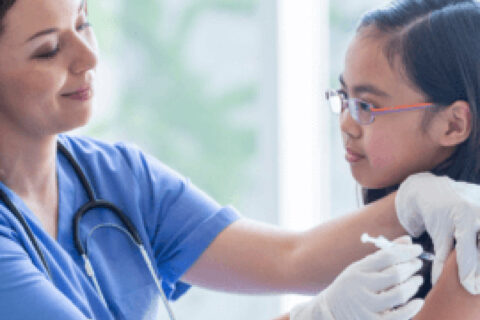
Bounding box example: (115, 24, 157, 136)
(78, 22, 92, 31)
(358, 101, 372, 111)
(337, 89, 348, 99)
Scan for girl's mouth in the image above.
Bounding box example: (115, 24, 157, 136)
(345, 148, 365, 163)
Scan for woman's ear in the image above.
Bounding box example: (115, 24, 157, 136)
(435, 100, 472, 147)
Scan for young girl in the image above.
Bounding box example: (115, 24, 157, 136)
(326, 0, 480, 318)
(277, 1, 480, 318)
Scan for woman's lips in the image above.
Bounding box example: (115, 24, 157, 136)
(345, 148, 365, 163)
(62, 87, 92, 101)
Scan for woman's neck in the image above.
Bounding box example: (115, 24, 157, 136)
(0, 133, 58, 200)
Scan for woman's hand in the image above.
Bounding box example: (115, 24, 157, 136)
(290, 236, 424, 320)
(396, 172, 480, 294)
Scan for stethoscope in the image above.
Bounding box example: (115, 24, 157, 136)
(0, 142, 177, 320)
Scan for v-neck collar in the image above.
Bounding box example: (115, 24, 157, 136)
(0, 146, 87, 253)
(0, 148, 70, 244)
(0, 179, 45, 233)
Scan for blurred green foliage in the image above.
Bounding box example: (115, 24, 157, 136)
(87, 0, 259, 204)
(329, 1, 388, 87)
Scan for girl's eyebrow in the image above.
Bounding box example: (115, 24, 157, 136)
(25, 0, 86, 43)
(339, 74, 391, 98)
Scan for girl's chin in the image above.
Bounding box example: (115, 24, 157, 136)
(360, 182, 392, 189)
(351, 170, 401, 190)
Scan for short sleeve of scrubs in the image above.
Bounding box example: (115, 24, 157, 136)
(0, 135, 241, 319)
(64, 136, 241, 300)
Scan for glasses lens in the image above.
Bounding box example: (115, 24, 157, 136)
(349, 100, 373, 124)
(326, 91, 342, 114)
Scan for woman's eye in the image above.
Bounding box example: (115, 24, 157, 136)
(34, 22, 91, 60)
(36, 47, 60, 59)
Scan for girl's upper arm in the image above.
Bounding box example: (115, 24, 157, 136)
(414, 250, 480, 319)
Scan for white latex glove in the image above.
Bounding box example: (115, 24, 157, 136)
(396, 172, 480, 294)
(290, 236, 424, 320)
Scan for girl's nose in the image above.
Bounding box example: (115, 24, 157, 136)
(340, 109, 362, 139)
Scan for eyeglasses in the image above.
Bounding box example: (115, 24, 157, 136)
(325, 89, 436, 125)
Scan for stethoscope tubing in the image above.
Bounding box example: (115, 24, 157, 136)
(0, 188, 53, 279)
(0, 141, 176, 320)
(73, 199, 143, 255)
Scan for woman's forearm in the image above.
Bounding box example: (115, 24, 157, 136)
(184, 191, 406, 294)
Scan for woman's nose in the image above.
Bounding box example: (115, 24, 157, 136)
(340, 109, 362, 139)
(69, 35, 98, 75)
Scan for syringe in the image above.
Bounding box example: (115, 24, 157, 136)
(361, 233, 435, 261)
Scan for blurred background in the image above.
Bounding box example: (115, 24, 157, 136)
(82, 0, 388, 318)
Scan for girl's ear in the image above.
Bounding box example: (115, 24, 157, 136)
(435, 100, 472, 147)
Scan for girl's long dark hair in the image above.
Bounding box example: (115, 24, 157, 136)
(357, 0, 480, 298)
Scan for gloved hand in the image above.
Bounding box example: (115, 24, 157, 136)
(290, 236, 424, 320)
(396, 172, 480, 294)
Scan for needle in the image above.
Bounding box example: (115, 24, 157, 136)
(361, 233, 434, 261)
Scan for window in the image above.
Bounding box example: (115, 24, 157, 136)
(87, 0, 280, 318)
(84, 0, 389, 318)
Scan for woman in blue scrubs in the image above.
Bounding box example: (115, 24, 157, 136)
(0, 0, 478, 319)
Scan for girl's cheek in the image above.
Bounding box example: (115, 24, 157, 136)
(365, 135, 397, 169)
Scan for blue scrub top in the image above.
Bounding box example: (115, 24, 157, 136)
(0, 135, 240, 320)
